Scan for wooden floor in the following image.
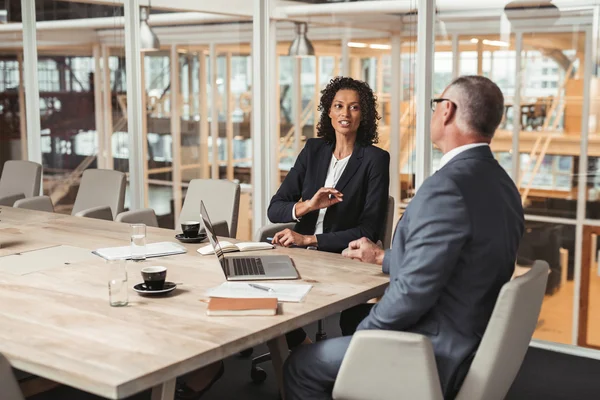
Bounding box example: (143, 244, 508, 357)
(532, 272, 600, 346)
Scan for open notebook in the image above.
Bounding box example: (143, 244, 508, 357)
(197, 241, 273, 256)
(93, 242, 186, 261)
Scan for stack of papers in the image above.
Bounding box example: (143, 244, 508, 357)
(93, 242, 186, 260)
(206, 282, 313, 303)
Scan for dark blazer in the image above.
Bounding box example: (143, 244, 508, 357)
(356, 145, 524, 397)
(268, 138, 390, 253)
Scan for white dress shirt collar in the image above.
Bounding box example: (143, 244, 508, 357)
(438, 143, 489, 171)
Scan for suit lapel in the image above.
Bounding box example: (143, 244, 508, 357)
(315, 142, 334, 190)
(335, 144, 364, 192)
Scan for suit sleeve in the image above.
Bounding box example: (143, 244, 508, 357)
(357, 177, 470, 331)
(267, 142, 309, 223)
(316, 151, 390, 253)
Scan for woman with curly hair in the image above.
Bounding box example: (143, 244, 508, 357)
(269, 76, 390, 253)
(267, 76, 390, 348)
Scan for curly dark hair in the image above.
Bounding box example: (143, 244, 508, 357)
(317, 76, 380, 146)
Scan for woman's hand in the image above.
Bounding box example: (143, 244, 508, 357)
(294, 187, 343, 218)
(272, 229, 317, 248)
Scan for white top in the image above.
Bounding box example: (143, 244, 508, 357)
(292, 153, 352, 235)
(438, 143, 489, 170)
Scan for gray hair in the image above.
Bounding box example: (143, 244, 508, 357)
(446, 75, 505, 139)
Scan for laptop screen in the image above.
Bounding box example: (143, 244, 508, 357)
(200, 201, 227, 273)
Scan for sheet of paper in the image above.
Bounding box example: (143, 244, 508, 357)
(0, 245, 97, 275)
(93, 241, 186, 260)
(206, 281, 313, 303)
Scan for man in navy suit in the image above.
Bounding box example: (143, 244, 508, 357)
(283, 75, 524, 400)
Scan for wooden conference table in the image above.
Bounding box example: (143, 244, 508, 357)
(0, 207, 389, 399)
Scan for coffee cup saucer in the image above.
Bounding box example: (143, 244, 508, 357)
(175, 232, 207, 244)
(133, 281, 177, 296)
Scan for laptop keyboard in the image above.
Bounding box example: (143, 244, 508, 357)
(232, 258, 266, 276)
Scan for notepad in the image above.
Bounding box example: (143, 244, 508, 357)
(206, 282, 313, 303)
(92, 242, 186, 261)
(206, 297, 278, 316)
(197, 241, 274, 256)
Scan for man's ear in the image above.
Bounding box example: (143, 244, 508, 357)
(442, 102, 456, 126)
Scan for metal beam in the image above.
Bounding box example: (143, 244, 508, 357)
(93, 45, 105, 169)
(476, 39, 484, 76)
(140, 54, 149, 208)
(210, 43, 219, 179)
(252, 0, 277, 232)
(390, 33, 401, 215)
(314, 56, 320, 139)
(199, 51, 210, 179)
(293, 56, 302, 156)
(123, 0, 145, 210)
(54, 0, 255, 16)
(171, 45, 183, 223)
(573, 27, 593, 346)
(17, 53, 27, 161)
(101, 45, 114, 170)
(225, 52, 234, 180)
(511, 32, 523, 184)
(341, 37, 349, 76)
(451, 33, 459, 79)
(415, 0, 435, 190)
(21, 0, 42, 165)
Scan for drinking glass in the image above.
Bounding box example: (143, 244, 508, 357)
(130, 223, 147, 261)
(108, 259, 128, 307)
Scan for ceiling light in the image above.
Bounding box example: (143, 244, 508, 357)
(482, 39, 509, 47)
(470, 38, 479, 43)
(288, 22, 315, 57)
(369, 44, 391, 50)
(140, 6, 160, 52)
(348, 42, 368, 48)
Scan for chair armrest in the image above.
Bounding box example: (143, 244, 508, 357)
(253, 222, 296, 242)
(332, 331, 443, 400)
(0, 193, 25, 206)
(211, 220, 230, 238)
(74, 205, 114, 221)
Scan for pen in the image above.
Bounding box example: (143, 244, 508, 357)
(248, 283, 275, 292)
(266, 237, 274, 242)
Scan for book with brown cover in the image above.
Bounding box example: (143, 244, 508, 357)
(206, 297, 278, 316)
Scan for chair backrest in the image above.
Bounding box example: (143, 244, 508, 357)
(0, 353, 25, 400)
(455, 260, 549, 400)
(0, 160, 42, 198)
(180, 179, 240, 238)
(13, 196, 54, 213)
(72, 169, 126, 218)
(254, 222, 296, 242)
(380, 196, 395, 250)
(116, 208, 159, 227)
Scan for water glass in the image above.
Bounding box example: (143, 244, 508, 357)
(130, 223, 147, 261)
(108, 259, 128, 307)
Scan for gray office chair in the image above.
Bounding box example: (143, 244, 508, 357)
(0, 160, 42, 206)
(180, 179, 240, 238)
(0, 353, 25, 400)
(248, 196, 396, 383)
(116, 208, 159, 227)
(332, 260, 549, 400)
(13, 196, 55, 213)
(72, 169, 126, 221)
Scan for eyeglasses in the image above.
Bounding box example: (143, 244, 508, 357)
(430, 98, 458, 111)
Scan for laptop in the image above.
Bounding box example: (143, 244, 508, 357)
(200, 201, 299, 281)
